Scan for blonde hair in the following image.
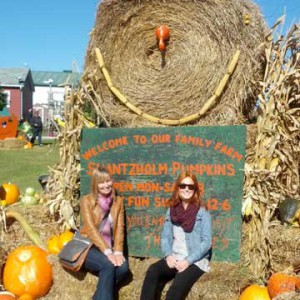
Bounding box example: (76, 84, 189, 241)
(90, 167, 116, 199)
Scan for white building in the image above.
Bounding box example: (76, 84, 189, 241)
(31, 70, 81, 123)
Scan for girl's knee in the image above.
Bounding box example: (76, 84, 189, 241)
(146, 263, 160, 278)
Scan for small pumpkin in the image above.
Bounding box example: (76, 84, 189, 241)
(58, 230, 74, 249)
(3, 245, 53, 299)
(239, 284, 270, 300)
(278, 198, 300, 225)
(0, 183, 20, 205)
(268, 272, 300, 298)
(47, 235, 61, 254)
(23, 142, 33, 149)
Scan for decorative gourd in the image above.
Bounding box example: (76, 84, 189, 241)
(278, 198, 300, 225)
(0, 183, 20, 205)
(155, 25, 170, 51)
(267, 272, 300, 298)
(3, 245, 53, 299)
(58, 230, 74, 249)
(47, 235, 61, 254)
(0, 292, 16, 299)
(239, 284, 270, 300)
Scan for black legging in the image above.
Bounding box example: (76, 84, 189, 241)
(140, 258, 204, 300)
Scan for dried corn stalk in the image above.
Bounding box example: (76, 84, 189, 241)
(45, 90, 84, 230)
(243, 19, 300, 280)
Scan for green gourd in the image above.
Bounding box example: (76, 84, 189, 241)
(278, 198, 300, 224)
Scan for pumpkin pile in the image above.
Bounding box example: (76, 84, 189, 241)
(240, 272, 300, 299)
(1, 211, 73, 298)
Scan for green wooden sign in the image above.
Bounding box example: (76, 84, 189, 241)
(80, 126, 246, 262)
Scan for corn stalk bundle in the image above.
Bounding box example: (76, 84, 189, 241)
(243, 19, 300, 280)
(45, 92, 84, 230)
(84, 0, 266, 126)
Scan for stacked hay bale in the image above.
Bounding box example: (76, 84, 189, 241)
(43, 0, 299, 286)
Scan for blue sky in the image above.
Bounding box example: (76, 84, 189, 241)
(1, 0, 299, 73)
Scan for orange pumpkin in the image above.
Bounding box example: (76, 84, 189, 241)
(3, 245, 53, 299)
(23, 142, 32, 149)
(0, 183, 20, 205)
(0, 291, 16, 299)
(47, 235, 61, 254)
(268, 272, 300, 298)
(58, 230, 74, 249)
(239, 284, 270, 300)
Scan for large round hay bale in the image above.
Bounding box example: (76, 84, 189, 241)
(84, 0, 266, 127)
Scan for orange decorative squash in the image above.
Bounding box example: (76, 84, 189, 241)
(0, 183, 20, 205)
(3, 245, 53, 299)
(47, 235, 61, 254)
(58, 230, 74, 249)
(155, 25, 170, 51)
(239, 284, 270, 300)
(268, 272, 300, 298)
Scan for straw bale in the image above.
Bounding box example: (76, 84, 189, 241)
(0, 138, 26, 149)
(1, 204, 298, 299)
(84, 0, 266, 127)
(0, 204, 255, 300)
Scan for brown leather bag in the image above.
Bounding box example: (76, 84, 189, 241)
(58, 231, 92, 272)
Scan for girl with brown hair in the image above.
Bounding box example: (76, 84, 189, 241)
(140, 171, 212, 300)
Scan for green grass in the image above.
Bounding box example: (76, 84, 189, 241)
(0, 143, 60, 194)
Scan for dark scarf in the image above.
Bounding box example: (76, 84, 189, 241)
(170, 202, 200, 233)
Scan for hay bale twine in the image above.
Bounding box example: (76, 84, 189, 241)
(84, 0, 266, 127)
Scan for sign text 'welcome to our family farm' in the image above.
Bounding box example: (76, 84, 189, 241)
(80, 126, 246, 262)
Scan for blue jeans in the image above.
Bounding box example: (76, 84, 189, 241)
(84, 246, 129, 300)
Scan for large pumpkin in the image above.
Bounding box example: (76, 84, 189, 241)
(0, 183, 20, 205)
(268, 272, 300, 298)
(239, 284, 270, 300)
(3, 245, 53, 299)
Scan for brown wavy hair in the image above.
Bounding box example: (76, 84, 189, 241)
(90, 166, 116, 200)
(169, 171, 204, 207)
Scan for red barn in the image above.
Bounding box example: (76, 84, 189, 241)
(0, 68, 35, 121)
